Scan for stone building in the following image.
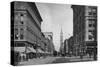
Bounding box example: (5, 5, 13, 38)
(63, 39, 68, 55)
(43, 32, 55, 55)
(67, 36, 74, 56)
(71, 5, 97, 57)
(84, 6, 97, 58)
(11, 1, 44, 63)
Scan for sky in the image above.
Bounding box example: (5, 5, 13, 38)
(36, 2, 73, 51)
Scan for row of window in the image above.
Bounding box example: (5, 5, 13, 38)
(88, 34, 95, 40)
(74, 34, 84, 44)
(74, 32, 95, 42)
(88, 29, 95, 40)
(88, 35, 93, 40)
(14, 28, 24, 40)
(14, 42, 25, 47)
(88, 23, 95, 27)
(88, 18, 96, 27)
(14, 13, 25, 25)
(14, 13, 25, 40)
(87, 7, 97, 13)
(88, 12, 97, 16)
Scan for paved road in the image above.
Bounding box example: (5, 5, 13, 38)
(18, 56, 57, 65)
(51, 56, 94, 63)
(18, 56, 95, 66)
(51, 57, 70, 63)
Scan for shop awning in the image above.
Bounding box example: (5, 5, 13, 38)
(26, 47, 36, 53)
(37, 49, 44, 53)
(14, 47, 25, 52)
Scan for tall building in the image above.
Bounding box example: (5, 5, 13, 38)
(11, 1, 44, 63)
(71, 5, 97, 57)
(60, 28, 64, 55)
(71, 5, 85, 56)
(85, 6, 97, 57)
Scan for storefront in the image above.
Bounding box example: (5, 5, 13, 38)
(26, 47, 36, 59)
(37, 49, 45, 58)
(14, 46, 26, 62)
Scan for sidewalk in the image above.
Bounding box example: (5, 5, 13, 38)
(68, 56, 94, 62)
(18, 57, 56, 65)
(63, 55, 94, 62)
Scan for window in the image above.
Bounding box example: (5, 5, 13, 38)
(20, 21, 24, 24)
(92, 20, 95, 24)
(14, 43, 25, 47)
(88, 9, 92, 12)
(20, 14, 24, 16)
(92, 9, 96, 12)
(20, 28, 24, 39)
(88, 30, 92, 32)
(93, 12, 97, 16)
(20, 13, 24, 24)
(89, 24, 92, 27)
(14, 28, 19, 39)
(14, 14, 20, 25)
(88, 35, 93, 40)
(88, 12, 92, 15)
(93, 24, 95, 27)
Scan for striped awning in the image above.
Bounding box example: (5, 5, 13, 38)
(14, 47, 25, 52)
(26, 47, 36, 53)
(37, 49, 44, 53)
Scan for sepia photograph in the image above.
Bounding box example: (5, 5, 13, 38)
(11, 1, 97, 66)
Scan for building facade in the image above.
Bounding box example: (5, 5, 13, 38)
(43, 32, 55, 55)
(84, 6, 97, 58)
(63, 39, 68, 55)
(71, 5, 85, 56)
(71, 5, 97, 57)
(11, 1, 44, 63)
(67, 36, 74, 56)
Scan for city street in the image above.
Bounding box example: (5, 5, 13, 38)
(19, 56, 57, 65)
(11, 1, 97, 66)
(18, 56, 94, 65)
(52, 56, 94, 63)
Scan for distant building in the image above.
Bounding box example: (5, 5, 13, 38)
(71, 5, 97, 57)
(67, 36, 74, 55)
(64, 39, 68, 54)
(43, 32, 53, 41)
(60, 28, 64, 55)
(43, 32, 55, 55)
